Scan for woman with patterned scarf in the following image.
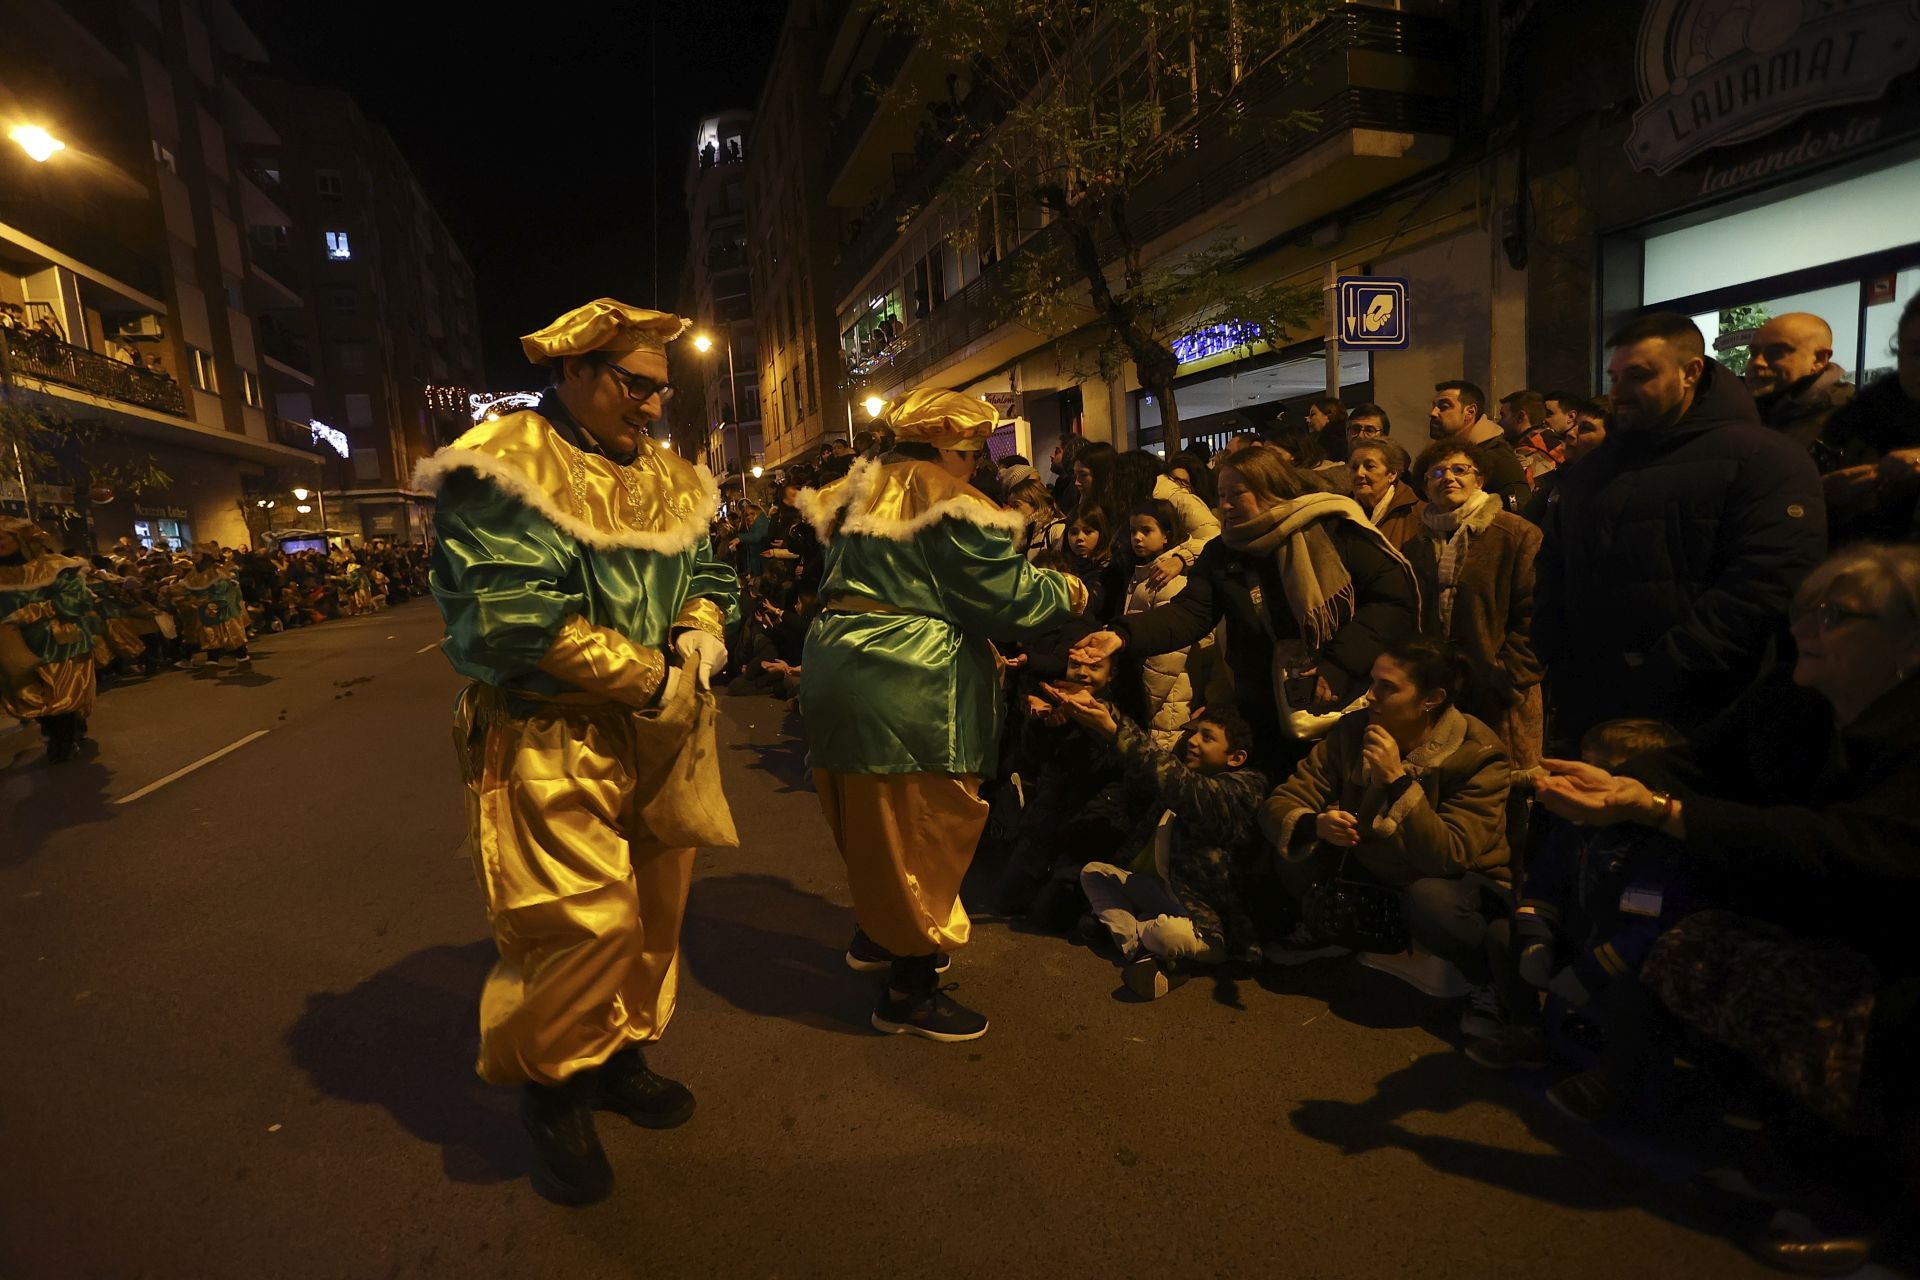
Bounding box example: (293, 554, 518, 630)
(1073, 443, 1420, 775)
(0, 515, 103, 762)
(1400, 440, 1545, 781)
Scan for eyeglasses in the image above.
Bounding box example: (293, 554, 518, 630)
(1794, 600, 1879, 631)
(600, 363, 672, 403)
(1348, 423, 1384, 438)
(1425, 464, 1480, 481)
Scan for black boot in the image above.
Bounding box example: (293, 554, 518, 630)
(872, 953, 988, 1042)
(41, 714, 78, 764)
(520, 1079, 613, 1206)
(593, 1043, 695, 1129)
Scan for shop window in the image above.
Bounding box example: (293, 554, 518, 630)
(133, 518, 190, 551)
(189, 346, 218, 394)
(1643, 157, 1920, 306)
(1862, 267, 1920, 384)
(325, 230, 352, 261)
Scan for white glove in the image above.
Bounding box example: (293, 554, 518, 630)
(659, 664, 684, 707)
(673, 629, 728, 690)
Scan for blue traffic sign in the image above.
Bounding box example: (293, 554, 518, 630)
(1337, 277, 1409, 350)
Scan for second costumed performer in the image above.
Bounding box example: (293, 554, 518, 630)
(798, 390, 1088, 1042)
(418, 299, 739, 1205)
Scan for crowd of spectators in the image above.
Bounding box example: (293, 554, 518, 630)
(704, 294, 1920, 1273)
(28, 537, 429, 686)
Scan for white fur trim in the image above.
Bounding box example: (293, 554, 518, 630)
(412, 445, 720, 554)
(1370, 776, 1428, 839)
(797, 456, 1028, 543)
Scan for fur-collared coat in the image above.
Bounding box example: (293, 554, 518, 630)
(1258, 706, 1512, 887)
(1402, 501, 1544, 771)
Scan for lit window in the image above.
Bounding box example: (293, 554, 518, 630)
(188, 346, 219, 394)
(325, 231, 352, 260)
(241, 368, 261, 407)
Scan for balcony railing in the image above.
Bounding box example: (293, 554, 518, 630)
(258, 320, 314, 375)
(0, 328, 188, 416)
(823, 27, 919, 184)
(833, 5, 1460, 301)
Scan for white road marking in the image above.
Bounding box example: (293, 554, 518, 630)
(415, 641, 440, 654)
(114, 730, 271, 805)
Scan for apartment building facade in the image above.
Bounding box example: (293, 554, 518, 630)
(240, 75, 484, 544)
(0, 0, 329, 551)
(673, 110, 762, 485)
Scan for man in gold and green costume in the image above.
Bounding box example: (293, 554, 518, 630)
(798, 390, 1087, 1042)
(0, 515, 101, 763)
(171, 545, 251, 670)
(417, 299, 738, 1205)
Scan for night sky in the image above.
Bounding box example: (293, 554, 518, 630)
(236, 0, 786, 390)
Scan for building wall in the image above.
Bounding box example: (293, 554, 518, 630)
(678, 108, 762, 476)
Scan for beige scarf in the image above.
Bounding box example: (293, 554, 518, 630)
(1221, 491, 1414, 651)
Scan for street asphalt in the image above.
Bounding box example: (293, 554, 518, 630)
(0, 601, 1879, 1278)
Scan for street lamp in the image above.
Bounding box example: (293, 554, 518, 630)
(9, 125, 65, 163)
(291, 487, 310, 501)
(690, 325, 747, 498)
(864, 395, 886, 419)
(751, 465, 764, 479)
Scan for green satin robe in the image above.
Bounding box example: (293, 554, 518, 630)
(801, 515, 1080, 776)
(1, 565, 102, 665)
(430, 469, 740, 697)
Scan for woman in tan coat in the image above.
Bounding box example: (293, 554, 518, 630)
(1401, 441, 1545, 778)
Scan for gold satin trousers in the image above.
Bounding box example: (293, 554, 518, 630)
(812, 770, 988, 958)
(456, 686, 694, 1086)
(0, 657, 95, 721)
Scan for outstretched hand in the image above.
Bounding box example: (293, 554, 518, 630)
(1534, 758, 1652, 827)
(1042, 682, 1119, 738)
(1069, 630, 1124, 666)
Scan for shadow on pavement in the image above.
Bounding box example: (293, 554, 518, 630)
(681, 872, 873, 1035)
(1289, 1049, 1748, 1242)
(0, 739, 115, 869)
(286, 940, 526, 1184)
(722, 696, 813, 795)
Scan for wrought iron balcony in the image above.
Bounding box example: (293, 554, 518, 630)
(0, 327, 188, 416)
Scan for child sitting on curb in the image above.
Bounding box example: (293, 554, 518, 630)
(1051, 688, 1269, 999)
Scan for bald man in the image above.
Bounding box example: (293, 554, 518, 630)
(1745, 311, 1855, 460)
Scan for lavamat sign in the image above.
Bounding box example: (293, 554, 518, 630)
(1628, 0, 1920, 176)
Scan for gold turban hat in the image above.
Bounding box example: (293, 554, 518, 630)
(884, 388, 1001, 451)
(520, 299, 692, 365)
(0, 515, 58, 560)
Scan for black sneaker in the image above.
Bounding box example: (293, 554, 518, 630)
(1464, 1026, 1551, 1071)
(593, 1044, 695, 1130)
(520, 1081, 613, 1206)
(844, 928, 949, 974)
(872, 982, 989, 1042)
(1123, 954, 1190, 1000)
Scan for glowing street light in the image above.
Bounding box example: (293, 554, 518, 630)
(750, 465, 764, 479)
(296, 503, 312, 514)
(9, 125, 65, 163)
(291, 487, 311, 501)
(691, 333, 714, 354)
(863, 395, 886, 419)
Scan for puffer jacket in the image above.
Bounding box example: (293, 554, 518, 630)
(1125, 563, 1195, 749)
(1536, 359, 1826, 742)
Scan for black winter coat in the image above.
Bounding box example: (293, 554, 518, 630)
(1535, 359, 1826, 741)
(1115, 520, 1418, 764)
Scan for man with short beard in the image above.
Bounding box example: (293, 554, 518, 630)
(1536, 312, 1825, 742)
(418, 299, 740, 1206)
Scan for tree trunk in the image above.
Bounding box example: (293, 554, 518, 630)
(1057, 210, 1185, 455)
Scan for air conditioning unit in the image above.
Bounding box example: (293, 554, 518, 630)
(115, 314, 164, 339)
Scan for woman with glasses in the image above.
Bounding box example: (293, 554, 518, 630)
(1535, 545, 1920, 1271)
(1403, 441, 1544, 784)
(1346, 437, 1423, 549)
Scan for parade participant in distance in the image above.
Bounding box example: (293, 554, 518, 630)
(798, 389, 1087, 1042)
(418, 298, 739, 1206)
(0, 516, 101, 762)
